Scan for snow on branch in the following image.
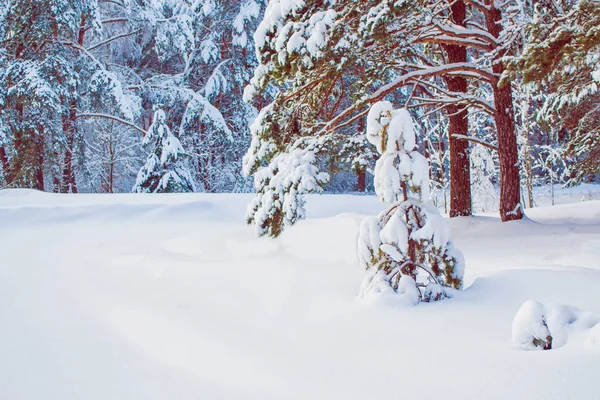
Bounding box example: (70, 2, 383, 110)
(452, 134, 498, 151)
(87, 29, 142, 52)
(76, 113, 146, 136)
(321, 63, 498, 135)
(83, 18, 130, 32)
(417, 19, 500, 51)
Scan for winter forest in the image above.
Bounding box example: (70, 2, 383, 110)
(1, 0, 598, 205)
(2, 0, 600, 399)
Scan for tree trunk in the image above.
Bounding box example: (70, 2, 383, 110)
(443, 0, 472, 217)
(0, 146, 10, 182)
(61, 100, 78, 193)
(58, 18, 86, 194)
(33, 127, 45, 191)
(486, 4, 523, 221)
(52, 147, 61, 193)
(356, 167, 366, 192)
(10, 102, 44, 190)
(356, 116, 367, 192)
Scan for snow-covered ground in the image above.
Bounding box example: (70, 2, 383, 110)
(1, 186, 600, 400)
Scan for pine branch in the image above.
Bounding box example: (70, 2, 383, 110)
(321, 63, 498, 135)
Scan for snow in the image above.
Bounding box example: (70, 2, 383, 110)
(512, 300, 600, 351)
(2, 188, 600, 399)
(511, 300, 552, 350)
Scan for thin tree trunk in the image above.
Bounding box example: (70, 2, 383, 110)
(0, 146, 10, 182)
(356, 116, 367, 192)
(486, 4, 523, 221)
(61, 100, 78, 193)
(33, 127, 45, 191)
(59, 18, 86, 194)
(523, 130, 534, 208)
(52, 146, 61, 193)
(443, 0, 471, 217)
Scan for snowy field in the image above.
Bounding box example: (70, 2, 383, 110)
(1, 187, 600, 400)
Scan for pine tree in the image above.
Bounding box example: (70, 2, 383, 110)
(133, 109, 194, 193)
(0, 0, 82, 190)
(138, 0, 264, 193)
(244, 0, 525, 238)
(508, 0, 600, 182)
(0, 0, 146, 192)
(358, 103, 464, 303)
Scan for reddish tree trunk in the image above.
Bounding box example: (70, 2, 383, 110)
(10, 102, 44, 190)
(0, 146, 10, 181)
(356, 167, 366, 192)
(485, 4, 523, 221)
(33, 128, 45, 191)
(57, 18, 86, 194)
(443, 0, 472, 217)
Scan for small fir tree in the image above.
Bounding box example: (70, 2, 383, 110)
(133, 110, 194, 193)
(358, 102, 464, 303)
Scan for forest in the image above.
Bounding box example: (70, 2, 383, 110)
(1, 0, 598, 223)
(2, 1, 600, 397)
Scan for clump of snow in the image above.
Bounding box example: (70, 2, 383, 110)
(359, 271, 419, 307)
(512, 300, 553, 350)
(512, 300, 600, 351)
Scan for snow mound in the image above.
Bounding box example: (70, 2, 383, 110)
(512, 300, 600, 351)
(511, 300, 553, 350)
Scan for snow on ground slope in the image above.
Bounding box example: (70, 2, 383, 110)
(1, 188, 599, 400)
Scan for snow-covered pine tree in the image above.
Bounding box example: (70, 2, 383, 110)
(358, 102, 464, 303)
(244, 0, 528, 238)
(137, 0, 264, 193)
(0, 0, 148, 192)
(133, 109, 194, 193)
(0, 0, 84, 190)
(508, 0, 600, 182)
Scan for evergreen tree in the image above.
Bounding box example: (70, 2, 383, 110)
(244, 0, 525, 238)
(133, 109, 195, 193)
(0, 0, 144, 192)
(358, 103, 464, 303)
(509, 0, 600, 182)
(138, 0, 264, 193)
(0, 0, 83, 190)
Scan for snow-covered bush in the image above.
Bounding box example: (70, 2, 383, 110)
(133, 110, 195, 193)
(512, 300, 600, 351)
(512, 300, 553, 350)
(358, 102, 464, 303)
